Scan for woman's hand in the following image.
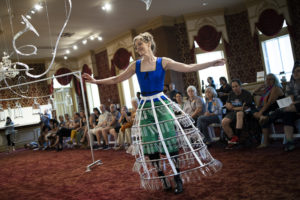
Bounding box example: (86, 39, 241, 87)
(82, 73, 96, 83)
(212, 59, 225, 67)
(284, 103, 297, 112)
(204, 112, 210, 116)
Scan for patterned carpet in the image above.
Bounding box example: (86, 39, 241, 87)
(0, 143, 299, 200)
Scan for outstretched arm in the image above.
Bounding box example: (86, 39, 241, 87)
(82, 62, 136, 84)
(163, 57, 225, 72)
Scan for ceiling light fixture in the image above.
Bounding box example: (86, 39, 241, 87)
(26, 15, 31, 19)
(34, 4, 43, 11)
(66, 50, 70, 54)
(97, 36, 103, 41)
(202, 2, 208, 6)
(31, 10, 36, 14)
(64, 56, 68, 60)
(82, 39, 87, 45)
(90, 36, 95, 40)
(73, 45, 78, 50)
(102, 3, 112, 11)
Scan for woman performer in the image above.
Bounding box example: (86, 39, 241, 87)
(83, 32, 224, 194)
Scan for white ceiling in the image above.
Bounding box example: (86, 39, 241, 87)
(0, 0, 246, 60)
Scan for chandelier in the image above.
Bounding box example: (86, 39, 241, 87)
(0, 52, 19, 81)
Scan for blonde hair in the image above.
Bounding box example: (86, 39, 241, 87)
(133, 32, 156, 54)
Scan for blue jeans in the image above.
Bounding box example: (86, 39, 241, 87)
(197, 115, 220, 143)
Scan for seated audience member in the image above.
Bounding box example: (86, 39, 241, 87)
(175, 92, 185, 109)
(168, 82, 179, 102)
(207, 77, 216, 89)
(53, 125, 72, 151)
(40, 109, 51, 127)
(5, 117, 16, 152)
(115, 98, 139, 150)
(80, 113, 95, 145)
(261, 61, 300, 151)
(222, 79, 254, 149)
(217, 76, 232, 105)
(51, 110, 57, 120)
(58, 115, 65, 128)
(38, 122, 51, 150)
(183, 85, 205, 123)
(93, 107, 101, 125)
(64, 113, 73, 128)
(136, 92, 141, 101)
(90, 104, 109, 148)
(114, 106, 131, 150)
(197, 87, 223, 145)
(68, 112, 81, 144)
(53, 113, 79, 151)
(163, 84, 170, 96)
(74, 111, 88, 145)
(102, 104, 121, 150)
(252, 73, 284, 148)
(46, 119, 60, 149)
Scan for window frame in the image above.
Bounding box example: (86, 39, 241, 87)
(258, 22, 295, 81)
(194, 39, 229, 96)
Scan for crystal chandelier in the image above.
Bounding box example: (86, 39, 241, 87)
(0, 52, 19, 81)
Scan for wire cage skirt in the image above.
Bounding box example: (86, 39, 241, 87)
(131, 92, 222, 190)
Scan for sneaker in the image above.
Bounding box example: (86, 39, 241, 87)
(67, 140, 73, 145)
(205, 141, 212, 147)
(257, 144, 269, 149)
(103, 145, 111, 150)
(228, 136, 239, 144)
(284, 142, 295, 152)
(93, 144, 102, 150)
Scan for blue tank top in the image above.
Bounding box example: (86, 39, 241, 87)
(135, 57, 165, 96)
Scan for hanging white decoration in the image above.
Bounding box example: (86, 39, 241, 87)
(13, 0, 72, 79)
(0, 52, 19, 81)
(0, 104, 5, 121)
(17, 75, 28, 93)
(47, 96, 57, 111)
(13, 15, 39, 56)
(7, 103, 13, 118)
(32, 98, 41, 115)
(140, 0, 152, 10)
(14, 101, 23, 118)
(50, 96, 57, 110)
(65, 94, 73, 106)
(47, 98, 53, 111)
